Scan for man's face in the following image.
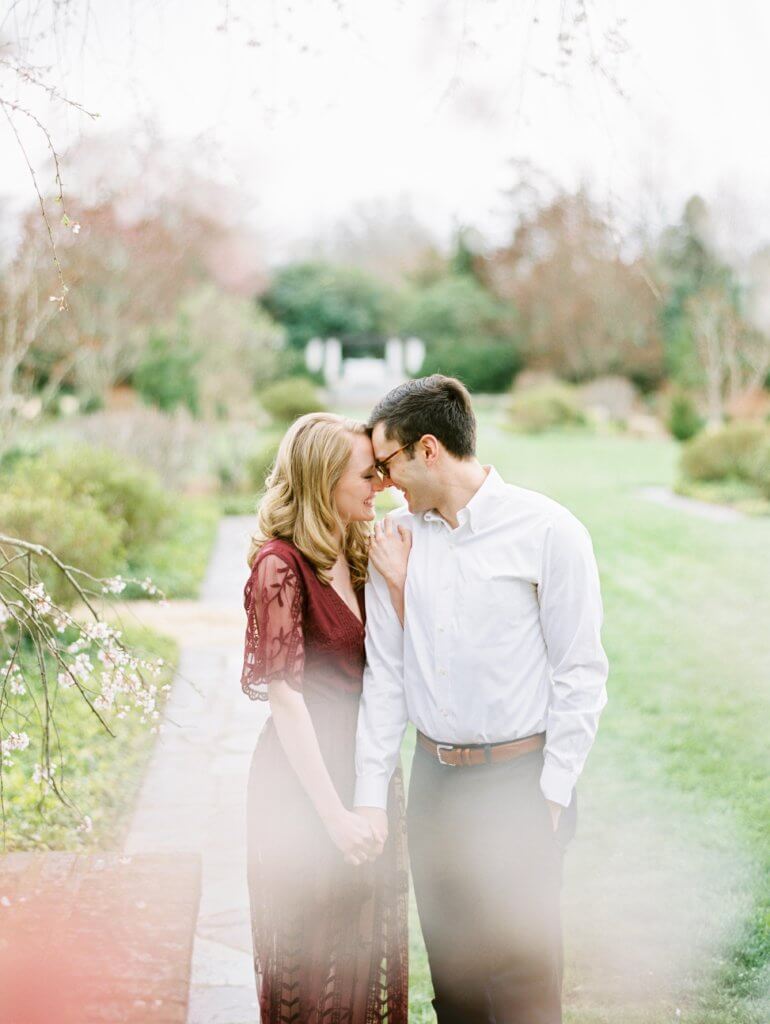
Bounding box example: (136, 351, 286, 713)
(371, 422, 431, 514)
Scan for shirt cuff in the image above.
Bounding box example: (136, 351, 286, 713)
(540, 760, 578, 807)
(353, 772, 391, 810)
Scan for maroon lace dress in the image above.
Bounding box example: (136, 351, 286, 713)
(241, 538, 409, 1024)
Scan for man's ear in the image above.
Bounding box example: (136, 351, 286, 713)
(420, 434, 440, 466)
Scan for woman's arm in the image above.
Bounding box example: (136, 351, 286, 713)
(368, 517, 412, 626)
(269, 680, 377, 865)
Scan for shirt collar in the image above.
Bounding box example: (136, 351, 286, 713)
(423, 465, 506, 533)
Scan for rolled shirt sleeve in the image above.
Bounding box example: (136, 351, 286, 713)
(538, 511, 609, 807)
(354, 562, 409, 809)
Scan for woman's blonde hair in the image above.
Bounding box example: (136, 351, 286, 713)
(247, 412, 371, 588)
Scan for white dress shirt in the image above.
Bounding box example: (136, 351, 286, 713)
(354, 466, 609, 809)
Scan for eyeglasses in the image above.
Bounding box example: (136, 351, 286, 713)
(373, 438, 419, 481)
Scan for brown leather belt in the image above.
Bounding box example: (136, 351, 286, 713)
(417, 730, 545, 767)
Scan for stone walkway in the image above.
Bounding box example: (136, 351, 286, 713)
(639, 485, 745, 522)
(124, 516, 266, 1024)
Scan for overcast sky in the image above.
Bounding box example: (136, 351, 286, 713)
(3, 0, 770, 260)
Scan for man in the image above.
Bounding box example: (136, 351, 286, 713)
(354, 375, 608, 1024)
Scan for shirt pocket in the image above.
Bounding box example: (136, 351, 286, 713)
(460, 573, 537, 647)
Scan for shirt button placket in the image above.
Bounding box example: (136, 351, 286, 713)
(436, 533, 455, 726)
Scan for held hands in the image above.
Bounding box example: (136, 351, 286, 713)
(354, 807, 388, 858)
(369, 518, 412, 588)
(323, 806, 381, 867)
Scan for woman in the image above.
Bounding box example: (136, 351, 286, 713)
(241, 412, 410, 1024)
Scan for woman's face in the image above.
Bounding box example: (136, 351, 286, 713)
(334, 433, 383, 524)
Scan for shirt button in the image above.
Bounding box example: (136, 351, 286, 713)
(439, 668, 447, 676)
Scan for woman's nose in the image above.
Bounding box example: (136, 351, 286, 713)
(372, 476, 385, 493)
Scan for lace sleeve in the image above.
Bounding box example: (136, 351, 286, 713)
(241, 553, 306, 702)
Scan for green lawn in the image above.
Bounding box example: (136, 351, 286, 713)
(403, 413, 769, 1024)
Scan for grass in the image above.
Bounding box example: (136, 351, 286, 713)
(122, 495, 221, 599)
(0, 626, 177, 851)
(401, 413, 770, 1023)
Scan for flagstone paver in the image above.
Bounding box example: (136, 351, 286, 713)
(123, 515, 266, 1024)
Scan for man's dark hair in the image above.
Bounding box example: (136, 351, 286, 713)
(368, 374, 476, 458)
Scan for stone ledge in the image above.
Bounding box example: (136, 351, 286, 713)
(0, 851, 201, 1024)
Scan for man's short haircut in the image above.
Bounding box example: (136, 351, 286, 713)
(368, 374, 476, 458)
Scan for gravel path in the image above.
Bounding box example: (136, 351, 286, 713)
(639, 485, 745, 522)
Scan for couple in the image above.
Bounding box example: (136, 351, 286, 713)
(240, 375, 609, 1024)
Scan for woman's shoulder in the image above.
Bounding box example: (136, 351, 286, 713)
(253, 537, 303, 570)
(252, 538, 320, 583)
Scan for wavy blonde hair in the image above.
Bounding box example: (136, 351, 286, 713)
(247, 412, 371, 588)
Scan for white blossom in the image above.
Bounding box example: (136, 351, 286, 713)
(1, 731, 30, 751)
(22, 582, 52, 616)
(101, 576, 126, 596)
(32, 763, 54, 787)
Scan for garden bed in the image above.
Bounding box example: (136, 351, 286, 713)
(1, 626, 177, 852)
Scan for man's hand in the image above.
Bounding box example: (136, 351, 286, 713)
(354, 807, 388, 859)
(323, 807, 379, 866)
(547, 800, 562, 832)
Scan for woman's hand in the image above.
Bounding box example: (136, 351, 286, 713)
(369, 518, 412, 626)
(322, 807, 379, 866)
(369, 517, 412, 589)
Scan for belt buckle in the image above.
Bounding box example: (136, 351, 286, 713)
(436, 743, 456, 766)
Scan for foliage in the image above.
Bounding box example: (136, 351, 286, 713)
(133, 332, 201, 415)
(170, 285, 284, 417)
(10, 446, 174, 553)
(668, 392, 704, 441)
(751, 435, 770, 498)
(246, 439, 282, 492)
(680, 422, 769, 484)
(0, 530, 173, 841)
(120, 496, 220, 600)
(258, 377, 326, 423)
(0, 486, 124, 607)
(419, 339, 520, 393)
(398, 274, 515, 347)
(56, 407, 204, 491)
(260, 261, 396, 350)
(656, 196, 738, 387)
(0, 627, 176, 850)
(505, 384, 587, 433)
(483, 189, 665, 386)
(656, 197, 770, 423)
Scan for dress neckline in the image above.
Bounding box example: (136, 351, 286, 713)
(325, 580, 365, 629)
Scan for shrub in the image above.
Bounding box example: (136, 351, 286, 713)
(668, 392, 704, 441)
(133, 333, 201, 415)
(258, 378, 326, 423)
(680, 422, 768, 483)
(0, 483, 124, 607)
(750, 435, 770, 497)
(246, 438, 281, 492)
(11, 447, 174, 553)
(62, 408, 203, 489)
(506, 384, 587, 434)
(419, 339, 520, 393)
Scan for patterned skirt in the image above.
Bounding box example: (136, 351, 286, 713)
(246, 688, 409, 1024)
